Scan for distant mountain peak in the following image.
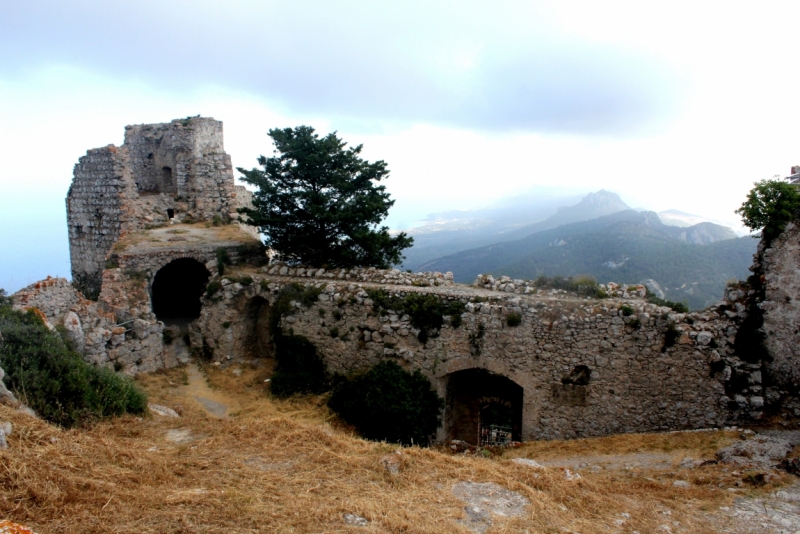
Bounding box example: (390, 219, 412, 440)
(559, 190, 628, 212)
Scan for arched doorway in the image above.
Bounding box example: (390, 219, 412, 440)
(445, 368, 523, 446)
(243, 296, 273, 358)
(151, 258, 210, 328)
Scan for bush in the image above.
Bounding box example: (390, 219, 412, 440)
(645, 290, 689, 313)
(205, 280, 222, 297)
(268, 284, 329, 397)
(620, 304, 634, 316)
(736, 178, 800, 242)
(328, 360, 443, 445)
(0, 303, 147, 427)
(216, 247, 230, 275)
(506, 312, 522, 327)
(270, 334, 328, 397)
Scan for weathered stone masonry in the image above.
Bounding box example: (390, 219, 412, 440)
(192, 264, 761, 442)
(67, 117, 253, 299)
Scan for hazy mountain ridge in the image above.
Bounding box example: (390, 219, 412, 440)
(418, 209, 753, 309)
(401, 190, 627, 270)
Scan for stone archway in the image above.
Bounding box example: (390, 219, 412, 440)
(444, 368, 524, 446)
(151, 258, 210, 327)
(243, 296, 273, 358)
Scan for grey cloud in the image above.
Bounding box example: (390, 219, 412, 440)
(0, 1, 680, 134)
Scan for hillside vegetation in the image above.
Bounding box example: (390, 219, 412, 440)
(420, 210, 754, 310)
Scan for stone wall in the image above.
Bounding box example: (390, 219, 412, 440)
(66, 145, 135, 298)
(192, 269, 755, 441)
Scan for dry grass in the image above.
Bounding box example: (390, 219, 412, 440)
(114, 222, 259, 252)
(0, 365, 790, 533)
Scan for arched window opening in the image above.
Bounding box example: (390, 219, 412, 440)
(151, 258, 210, 328)
(243, 296, 273, 358)
(445, 368, 523, 446)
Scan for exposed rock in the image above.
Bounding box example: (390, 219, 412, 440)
(380, 451, 402, 474)
(716, 436, 793, 468)
(149, 404, 180, 418)
(342, 513, 368, 527)
(512, 458, 544, 468)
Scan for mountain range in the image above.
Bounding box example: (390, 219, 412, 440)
(403, 191, 755, 310)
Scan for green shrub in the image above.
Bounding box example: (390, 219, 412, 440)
(260, 279, 270, 291)
(0, 304, 147, 427)
(266, 284, 329, 397)
(212, 214, 224, 227)
(450, 313, 462, 328)
(332, 309, 343, 321)
(216, 247, 230, 275)
(620, 304, 634, 316)
(506, 312, 522, 327)
(328, 360, 443, 445)
(239, 276, 253, 287)
(205, 280, 222, 297)
(645, 290, 689, 313)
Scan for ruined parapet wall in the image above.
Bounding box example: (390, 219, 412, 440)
(264, 262, 455, 287)
(11, 278, 164, 375)
(194, 270, 752, 441)
(66, 145, 136, 299)
(123, 118, 237, 222)
(11, 277, 82, 324)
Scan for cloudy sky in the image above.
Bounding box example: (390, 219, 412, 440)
(2, 1, 799, 291)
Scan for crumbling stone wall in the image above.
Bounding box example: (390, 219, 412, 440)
(66, 146, 135, 298)
(744, 219, 800, 418)
(67, 117, 246, 299)
(193, 266, 756, 441)
(11, 277, 164, 374)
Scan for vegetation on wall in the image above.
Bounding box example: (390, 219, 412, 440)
(0, 291, 147, 427)
(736, 178, 800, 243)
(269, 284, 329, 397)
(366, 289, 465, 342)
(237, 126, 413, 268)
(328, 360, 443, 445)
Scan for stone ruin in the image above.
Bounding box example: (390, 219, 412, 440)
(10, 116, 800, 444)
(66, 116, 255, 299)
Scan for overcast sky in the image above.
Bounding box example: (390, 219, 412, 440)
(2, 1, 799, 291)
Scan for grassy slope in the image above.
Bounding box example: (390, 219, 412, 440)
(0, 365, 786, 533)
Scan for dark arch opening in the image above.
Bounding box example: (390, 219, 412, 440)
(243, 296, 273, 358)
(445, 368, 523, 446)
(151, 258, 210, 327)
(167, 208, 175, 219)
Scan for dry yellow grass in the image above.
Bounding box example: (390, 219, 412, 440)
(0, 365, 789, 533)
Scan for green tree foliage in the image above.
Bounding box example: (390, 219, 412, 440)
(238, 126, 413, 268)
(0, 294, 147, 427)
(328, 360, 443, 445)
(736, 178, 800, 242)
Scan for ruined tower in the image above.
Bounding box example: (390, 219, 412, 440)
(66, 117, 252, 298)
